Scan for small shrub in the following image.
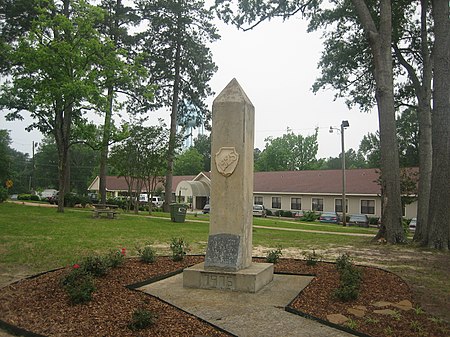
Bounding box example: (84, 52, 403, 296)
(335, 253, 353, 272)
(128, 308, 157, 331)
(334, 254, 361, 302)
(137, 244, 156, 263)
(61, 266, 95, 304)
(369, 217, 379, 226)
(413, 306, 424, 315)
(170, 237, 189, 261)
(283, 210, 293, 218)
(410, 320, 423, 333)
(81, 255, 110, 277)
(265, 209, 272, 216)
(0, 187, 8, 202)
(106, 248, 126, 268)
(274, 210, 283, 217)
(300, 210, 318, 222)
(18, 193, 32, 200)
(345, 319, 358, 330)
(303, 250, 321, 266)
(30, 194, 40, 201)
(265, 246, 283, 264)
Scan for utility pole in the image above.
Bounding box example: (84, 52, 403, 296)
(330, 120, 350, 226)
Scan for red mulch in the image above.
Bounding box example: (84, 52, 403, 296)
(0, 256, 449, 337)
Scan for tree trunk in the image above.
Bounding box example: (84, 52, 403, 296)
(100, 85, 114, 204)
(164, 9, 182, 212)
(393, 0, 433, 243)
(352, 0, 405, 243)
(426, 0, 450, 249)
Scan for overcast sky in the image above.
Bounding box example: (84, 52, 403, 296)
(1, 12, 379, 159)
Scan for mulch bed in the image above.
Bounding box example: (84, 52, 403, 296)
(0, 256, 449, 337)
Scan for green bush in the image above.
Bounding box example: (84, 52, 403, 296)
(0, 187, 8, 202)
(265, 209, 273, 216)
(369, 217, 379, 226)
(300, 210, 319, 222)
(170, 237, 189, 261)
(335, 253, 353, 271)
(106, 248, 126, 268)
(81, 255, 110, 277)
(137, 245, 156, 263)
(334, 254, 361, 302)
(61, 266, 95, 304)
(128, 308, 157, 331)
(18, 194, 32, 200)
(265, 246, 283, 264)
(303, 250, 321, 266)
(64, 193, 90, 207)
(30, 194, 40, 201)
(283, 210, 293, 218)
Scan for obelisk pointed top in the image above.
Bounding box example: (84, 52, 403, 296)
(213, 78, 254, 107)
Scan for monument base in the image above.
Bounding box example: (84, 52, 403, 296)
(183, 262, 274, 293)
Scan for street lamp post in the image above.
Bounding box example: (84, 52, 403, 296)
(330, 120, 350, 226)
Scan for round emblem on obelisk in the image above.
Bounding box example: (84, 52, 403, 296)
(215, 147, 239, 177)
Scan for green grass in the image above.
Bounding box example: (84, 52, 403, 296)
(0, 203, 373, 275)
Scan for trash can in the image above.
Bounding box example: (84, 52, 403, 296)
(169, 203, 188, 223)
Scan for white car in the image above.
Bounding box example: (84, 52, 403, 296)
(409, 218, 417, 231)
(253, 205, 267, 217)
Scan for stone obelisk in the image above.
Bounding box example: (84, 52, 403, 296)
(183, 79, 273, 292)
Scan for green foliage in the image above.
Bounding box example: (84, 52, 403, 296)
(81, 255, 110, 277)
(265, 246, 283, 264)
(173, 147, 204, 175)
(303, 250, 321, 266)
(345, 319, 358, 330)
(61, 266, 95, 304)
(137, 244, 156, 263)
(64, 194, 90, 208)
(0, 187, 7, 202)
(300, 210, 319, 222)
(0, 130, 12, 184)
(255, 128, 319, 172)
(193, 134, 211, 171)
(18, 194, 38, 201)
(128, 308, 157, 331)
(109, 123, 169, 213)
(170, 237, 189, 262)
(334, 254, 361, 302)
(106, 249, 126, 268)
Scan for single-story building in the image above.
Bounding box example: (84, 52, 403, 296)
(88, 168, 418, 218)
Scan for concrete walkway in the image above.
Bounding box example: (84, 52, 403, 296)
(139, 272, 354, 337)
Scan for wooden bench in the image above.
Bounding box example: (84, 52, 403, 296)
(92, 209, 118, 219)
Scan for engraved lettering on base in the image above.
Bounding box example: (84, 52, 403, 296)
(201, 273, 235, 290)
(215, 147, 239, 177)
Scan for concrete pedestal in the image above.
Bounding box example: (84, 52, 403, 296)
(183, 262, 274, 293)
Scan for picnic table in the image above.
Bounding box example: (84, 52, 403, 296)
(92, 204, 119, 219)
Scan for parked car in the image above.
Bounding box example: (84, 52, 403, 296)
(48, 192, 59, 205)
(202, 204, 210, 214)
(319, 212, 341, 224)
(348, 214, 370, 227)
(253, 204, 267, 217)
(138, 194, 163, 207)
(38, 189, 58, 201)
(409, 217, 417, 232)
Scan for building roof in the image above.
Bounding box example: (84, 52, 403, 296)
(88, 175, 196, 193)
(253, 169, 381, 195)
(89, 168, 417, 196)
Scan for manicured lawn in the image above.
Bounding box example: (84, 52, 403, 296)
(0, 203, 372, 276)
(2, 202, 450, 324)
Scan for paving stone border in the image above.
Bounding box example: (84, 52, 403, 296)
(284, 302, 372, 337)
